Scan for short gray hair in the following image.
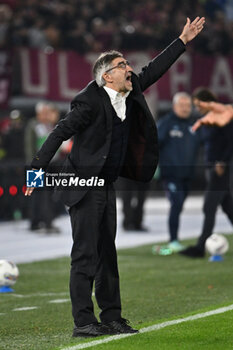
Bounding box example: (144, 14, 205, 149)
(93, 50, 123, 87)
(35, 101, 48, 114)
(172, 92, 191, 105)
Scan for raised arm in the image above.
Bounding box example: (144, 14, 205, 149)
(179, 17, 205, 45)
(138, 17, 205, 92)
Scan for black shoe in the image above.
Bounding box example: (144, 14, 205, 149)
(123, 223, 136, 231)
(104, 318, 139, 334)
(123, 224, 149, 233)
(30, 223, 41, 231)
(72, 322, 110, 338)
(134, 225, 149, 232)
(179, 246, 205, 258)
(45, 225, 61, 234)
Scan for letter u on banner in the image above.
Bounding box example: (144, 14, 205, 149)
(20, 49, 49, 95)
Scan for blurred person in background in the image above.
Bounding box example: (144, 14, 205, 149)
(181, 88, 233, 258)
(25, 17, 205, 337)
(0, 110, 25, 220)
(46, 103, 66, 216)
(24, 102, 51, 163)
(120, 178, 149, 232)
(156, 92, 202, 253)
(3, 110, 25, 161)
(24, 101, 60, 232)
(0, 4, 12, 48)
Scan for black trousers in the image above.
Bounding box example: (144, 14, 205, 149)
(29, 189, 55, 228)
(197, 168, 233, 250)
(163, 178, 190, 241)
(120, 178, 149, 229)
(68, 184, 121, 327)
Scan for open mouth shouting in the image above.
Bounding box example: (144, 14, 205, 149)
(125, 73, 132, 89)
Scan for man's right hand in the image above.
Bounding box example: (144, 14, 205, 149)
(25, 187, 35, 196)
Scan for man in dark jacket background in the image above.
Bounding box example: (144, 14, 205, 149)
(157, 92, 202, 253)
(181, 88, 233, 258)
(25, 17, 205, 337)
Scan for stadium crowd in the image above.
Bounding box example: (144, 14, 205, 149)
(1, 0, 233, 54)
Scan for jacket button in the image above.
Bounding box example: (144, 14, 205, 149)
(103, 155, 107, 159)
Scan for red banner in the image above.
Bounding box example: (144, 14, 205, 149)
(0, 50, 11, 109)
(18, 48, 233, 106)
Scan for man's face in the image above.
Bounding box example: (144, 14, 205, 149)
(37, 106, 50, 123)
(173, 96, 192, 119)
(193, 97, 208, 115)
(104, 57, 133, 94)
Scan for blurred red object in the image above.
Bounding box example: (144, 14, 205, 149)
(9, 185, 18, 196)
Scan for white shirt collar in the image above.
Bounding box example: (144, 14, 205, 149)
(103, 86, 130, 100)
(103, 86, 130, 121)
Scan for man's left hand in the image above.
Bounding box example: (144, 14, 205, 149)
(179, 17, 205, 45)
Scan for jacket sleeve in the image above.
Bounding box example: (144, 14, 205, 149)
(31, 101, 93, 169)
(138, 38, 185, 92)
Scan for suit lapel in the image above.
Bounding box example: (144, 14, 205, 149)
(98, 87, 113, 134)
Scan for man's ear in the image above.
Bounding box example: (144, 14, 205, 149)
(103, 72, 113, 84)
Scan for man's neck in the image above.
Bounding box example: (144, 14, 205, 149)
(104, 85, 127, 96)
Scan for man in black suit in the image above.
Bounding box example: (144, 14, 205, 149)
(25, 17, 205, 337)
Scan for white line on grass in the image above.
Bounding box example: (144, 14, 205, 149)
(11, 292, 69, 298)
(13, 306, 39, 311)
(61, 304, 233, 350)
(48, 299, 70, 304)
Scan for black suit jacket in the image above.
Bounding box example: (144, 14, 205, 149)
(31, 38, 185, 206)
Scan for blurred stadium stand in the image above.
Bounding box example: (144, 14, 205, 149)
(1, 0, 233, 219)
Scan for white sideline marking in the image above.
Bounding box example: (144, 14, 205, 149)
(61, 304, 233, 350)
(49, 299, 70, 304)
(13, 306, 39, 311)
(11, 292, 69, 298)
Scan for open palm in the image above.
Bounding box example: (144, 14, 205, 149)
(179, 17, 205, 44)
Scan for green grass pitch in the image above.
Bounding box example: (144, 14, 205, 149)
(0, 235, 233, 350)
